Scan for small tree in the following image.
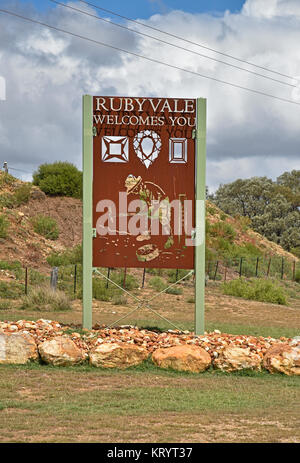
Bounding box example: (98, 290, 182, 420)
(33, 162, 82, 198)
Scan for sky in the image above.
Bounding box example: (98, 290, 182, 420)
(0, 0, 300, 192)
(18, 0, 246, 16)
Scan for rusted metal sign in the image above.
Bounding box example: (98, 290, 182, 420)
(92, 96, 196, 269)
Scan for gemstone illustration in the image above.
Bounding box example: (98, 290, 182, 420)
(133, 130, 161, 169)
(102, 136, 129, 162)
(169, 138, 187, 163)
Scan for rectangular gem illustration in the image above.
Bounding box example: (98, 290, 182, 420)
(169, 138, 187, 163)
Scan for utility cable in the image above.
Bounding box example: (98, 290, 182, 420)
(76, 0, 299, 84)
(0, 8, 300, 107)
(50, 0, 297, 89)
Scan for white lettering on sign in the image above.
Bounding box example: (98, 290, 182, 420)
(95, 97, 195, 114)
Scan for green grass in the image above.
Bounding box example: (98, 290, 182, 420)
(0, 363, 299, 443)
(222, 278, 288, 305)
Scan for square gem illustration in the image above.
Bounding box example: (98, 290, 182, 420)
(102, 136, 129, 162)
(169, 138, 187, 163)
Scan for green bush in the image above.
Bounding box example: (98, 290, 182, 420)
(14, 184, 32, 206)
(0, 260, 23, 280)
(222, 278, 288, 305)
(295, 270, 300, 283)
(92, 278, 113, 301)
(209, 221, 236, 242)
(0, 260, 22, 271)
(0, 281, 24, 299)
(167, 269, 191, 283)
(32, 215, 59, 240)
(165, 286, 183, 295)
(0, 214, 9, 238)
(149, 276, 166, 292)
(0, 173, 15, 186)
(33, 162, 82, 198)
(110, 271, 139, 291)
(0, 193, 16, 209)
(47, 245, 82, 266)
(20, 286, 72, 311)
(146, 268, 165, 276)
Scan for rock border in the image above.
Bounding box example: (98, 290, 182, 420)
(0, 319, 299, 375)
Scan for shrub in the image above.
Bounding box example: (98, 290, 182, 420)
(165, 286, 183, 295)
(0, 281, 24, 299)
(149, 276, 166, 292)
(146, 268, 165, 276)
(0, 214, 9, 238)
(112, 294, 128, 305)
(0, 193, 16, 208)
(14, 184, 32, 206)
(110, 271, 139, 291)
(0, 260, 22, 271)
(0, 260, 23, 280)
(47, 245, 82, 266)
(209, 221, 236, 242)
(167, 269, 191, 283)
(0, 172, 15, 186)
(20, 286, 72, 311)
(32, 215, 59, 240)
(222, 278, 288, 305)
(295, 270, 300, 284)
(291, 247, 300, 258)
(92, 278, 113, 301)
(33, 162, 82, 198)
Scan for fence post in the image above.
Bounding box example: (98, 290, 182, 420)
(281, 257, 284, 279)
(207, 261, 211, 279)
(239, 257, 243, 277)
(292, 261, 296, 281)
(25, 267, 28, 295)
(106, 268, 111, 289)
(50, 267, 58, 291)
(255, 257, 259, 277)
(142, 268, 146, 288)
(213, 261, 219, 281)
(123, 267, 127, 289)
(224, 264, 227, 282)
(267, 257, 271, 277)
(74, 264, 77, 296)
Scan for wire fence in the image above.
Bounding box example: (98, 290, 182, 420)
(3, 255, 299, 298)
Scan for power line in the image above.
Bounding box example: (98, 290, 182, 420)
(9, 167, 32, 174)
(50, 0, 297, 89)
(76, 0, 299, 84)
(1, 7, 300, 107)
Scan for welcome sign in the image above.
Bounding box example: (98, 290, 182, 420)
(92, 96, 196, 269)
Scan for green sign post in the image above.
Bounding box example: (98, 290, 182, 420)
(82, 95, 207, 335)
(82, 95, 93, 330)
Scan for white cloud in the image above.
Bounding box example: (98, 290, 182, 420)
(242, 0, 300, 18)
(0, 0, 299, 188)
